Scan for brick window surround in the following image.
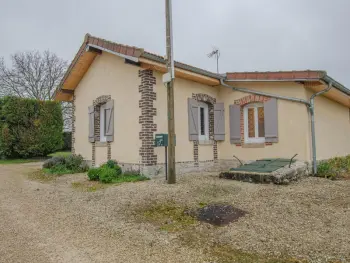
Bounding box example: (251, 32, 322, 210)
(234, 94, 274, 147)
(192, 93, 218, 164)
(92, 95, 112, 166)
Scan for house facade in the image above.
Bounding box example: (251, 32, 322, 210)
(55, 34, 350, 176)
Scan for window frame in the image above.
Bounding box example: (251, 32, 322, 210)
(100, 103, 107, 142)
(198, 101, 209, 141)
(243, 103, 265, 144)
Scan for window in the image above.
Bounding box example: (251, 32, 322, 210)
(198, 102, 209, 141)
(244, 103, 265, 143)
(100, 104, 107, 142)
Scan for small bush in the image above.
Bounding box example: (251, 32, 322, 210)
(87, 167, 101, 181)
(42, 154, 87, 175)
(317, 155, 350, 179)
(45, 164, 72, 175)
(43, 156, 65, 169)
(102, 159, 122, 176)
(64, 154, 83, 171)
(99, 167, 117, 183)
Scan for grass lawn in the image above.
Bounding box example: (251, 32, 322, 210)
(48, 151, 71, 157)
(0, 159, 42, 165)
(0, 151, 72, 165)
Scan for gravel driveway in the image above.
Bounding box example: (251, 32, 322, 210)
(0, 163, 349, 263)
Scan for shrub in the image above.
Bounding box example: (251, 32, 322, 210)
(42, 154, 88, 174)
(87, 168, 101, 181)
(0, 97, 63, 158)
(65, 154, 85, 172)
(99, 167, 117, 183)
(103, 159, 122, 176)
(43, 156, 65, 169)
(317, 155, 350, 179)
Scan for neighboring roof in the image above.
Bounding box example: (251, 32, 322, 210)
(226, 70, 350, 96)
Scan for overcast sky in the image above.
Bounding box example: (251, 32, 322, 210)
(1, 0, 350, 87)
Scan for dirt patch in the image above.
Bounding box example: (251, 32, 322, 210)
(1, 164, 350, 263)
(196, 204, 247, 226)
(71, 181, 107, 192)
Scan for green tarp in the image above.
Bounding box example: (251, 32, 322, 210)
(230, 158, 294, 173)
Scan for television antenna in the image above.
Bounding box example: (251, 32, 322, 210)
(207, 47, 220, 73)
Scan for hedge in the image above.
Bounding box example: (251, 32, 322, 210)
(0, 96, 63, 158)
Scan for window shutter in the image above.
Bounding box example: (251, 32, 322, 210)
(188, 98, 199, 141)
(229, 104, 241, 144)
(105, 100, 114, 142)
(214, 103, 225, 141)
(88, 105, 95, 142)
(264, 98, 278, 143)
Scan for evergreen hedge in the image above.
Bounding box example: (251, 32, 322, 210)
(0, 96, 63, 158)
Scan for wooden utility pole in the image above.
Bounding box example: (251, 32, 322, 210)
(165, 0, 176, 184)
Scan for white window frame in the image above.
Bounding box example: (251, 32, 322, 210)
(244, 103, 265, 144)
(100, 103, 107, 142)
(198, 101, 209, 141)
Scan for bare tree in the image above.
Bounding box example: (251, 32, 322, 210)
(0, 51, 71, 129)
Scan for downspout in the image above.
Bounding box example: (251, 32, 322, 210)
(220, 79, 332, 176)
(309, 81, 332, 175)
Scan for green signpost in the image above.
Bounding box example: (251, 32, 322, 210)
(154, 134, 175, 180)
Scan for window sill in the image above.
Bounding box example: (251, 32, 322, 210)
(242, 143, 265, 148)
(198, 140, 213, 145)
(95, 141, 108, 147)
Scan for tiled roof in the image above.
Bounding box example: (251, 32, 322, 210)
(85, 34, 221, 79)
(226, 70, 326, 81)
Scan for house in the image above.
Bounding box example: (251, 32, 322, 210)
(55, 34, 350, 176)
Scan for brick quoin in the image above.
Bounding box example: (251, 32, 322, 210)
(139, 69, 157, 166)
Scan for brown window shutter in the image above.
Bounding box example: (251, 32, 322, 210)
(88, 105, 95, 142)
(188, 98, 199, 141)
(229, 104, 241, 144)
(105, 100, 114, 142)
(264, 98, 278, 143)
(214, 103, 225, 141)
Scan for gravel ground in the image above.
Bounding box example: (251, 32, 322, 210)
(0, 163, 349, 263)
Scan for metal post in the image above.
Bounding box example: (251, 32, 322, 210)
(165, 0, 176, 184)
(165, 146, 168, 180)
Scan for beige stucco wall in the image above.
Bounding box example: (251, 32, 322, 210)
(153, 73, 219, 163)
(74, 52, 349, 167)
(307, 90, 350, 160)
(218, 82, 311, 161)
(74, 52, 141, 164)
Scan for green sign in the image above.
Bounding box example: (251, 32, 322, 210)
(154, 133, 176, 147)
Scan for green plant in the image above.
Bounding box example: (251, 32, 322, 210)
(64, 154, 86, 172)
(317, 155, 350, 179)
(0, 96, 63, 159)
(103, 159, 122, 176)
(87, 167, 101, 181)
(43, 156, 65, 169)
(99, 167, 117, 183)
(44, 164, 72, 175)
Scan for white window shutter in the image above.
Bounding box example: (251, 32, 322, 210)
(105, 100, 114, 142)
(214, 103, 225, 141)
